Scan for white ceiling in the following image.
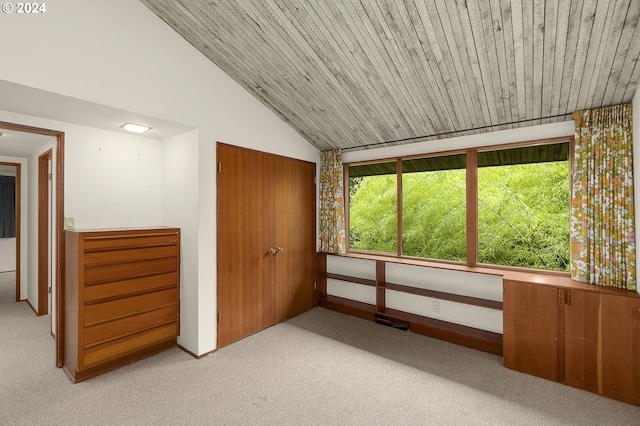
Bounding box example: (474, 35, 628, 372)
(0, 80, 195, 157)
(0, 128, 55, 158)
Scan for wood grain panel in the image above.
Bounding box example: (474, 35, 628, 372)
(218, 144, 316, 347)
(64, 231, 81, 376)
(37, 150, 51, 315)
(83, 257, 178, 285)
(83, 245, 177, 265)
(84, 305, 178, 347)
(319, 294, 376, 321)
(274, 155, 316, 322)
(599, 294, 640, 405)
(84, 233, 178, 250)
(84, 289, 178, 326)
(563, 289, 599, 392)
(503, 280, 560, 381)
(84, 272, 178, 302)
(64, 227, 180, 382)
(217, 144, 276, 348)
(316, 253, 327, 299)
(387, 308, 503, 356)
(83, 323, 177, 368)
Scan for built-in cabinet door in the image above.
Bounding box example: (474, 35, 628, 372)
(503, 280, 560, 381)
(504, 280, 640, 407)
(217, 145, 277, 348)
(273, 156, 316, 322)
(599, 294, 640, 405)
(562, 289, 599, 392)
(217, 144, 316, 348)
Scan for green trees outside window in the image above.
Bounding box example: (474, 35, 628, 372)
(349, 164, 397, 254)
(348, 141, 570, 272)
(477, 161, 569, 271)
(402, 156, 466, 262)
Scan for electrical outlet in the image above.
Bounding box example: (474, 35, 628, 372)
(433, 301, 440, 313)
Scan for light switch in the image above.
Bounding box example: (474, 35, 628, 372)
(65, 217, 75, 230)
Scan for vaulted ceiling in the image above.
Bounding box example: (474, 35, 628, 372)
(141, 1, 640, 152)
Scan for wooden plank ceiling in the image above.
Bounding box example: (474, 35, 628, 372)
(140, 0, 640, 152)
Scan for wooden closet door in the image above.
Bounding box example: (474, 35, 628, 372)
(217, 144, 276, 348)
(274, 156, 316, 322)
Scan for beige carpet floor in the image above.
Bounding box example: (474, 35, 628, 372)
(1, 271, 639, 425)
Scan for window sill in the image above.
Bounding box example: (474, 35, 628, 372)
(326, 251, 640, 298)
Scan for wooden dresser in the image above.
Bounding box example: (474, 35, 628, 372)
(64, 227, 180, 383)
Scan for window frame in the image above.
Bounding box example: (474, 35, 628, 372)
(344, 135, 573, 275)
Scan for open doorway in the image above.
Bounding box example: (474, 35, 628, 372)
(0, 121, 65, 368)
(0, 162, 19, 302)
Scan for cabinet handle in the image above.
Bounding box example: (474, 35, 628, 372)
(558, 289, 572, 305)
(269, 248, 277, 255)
(277, 247, 284, 253)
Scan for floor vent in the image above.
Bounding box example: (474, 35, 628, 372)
(374, 314, 409, 331)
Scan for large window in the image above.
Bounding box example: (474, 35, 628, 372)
(347, 139, 570, 272)
(349, 161, 397, 254)
(402, 154, 466, 262)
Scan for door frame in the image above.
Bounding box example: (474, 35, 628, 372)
(0, 121, 65, 367)
(0, 161, 20, 301)
(38, 149, 52, 316)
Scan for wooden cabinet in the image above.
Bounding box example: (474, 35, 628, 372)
(64, 227, 180, 383)
(504, 279, 640, 406)
(217, 143, 316, 348)
(503, 281, 560, 381)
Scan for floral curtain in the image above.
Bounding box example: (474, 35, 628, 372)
(571, 104, 635, 291)
(319, 149, 346, 253)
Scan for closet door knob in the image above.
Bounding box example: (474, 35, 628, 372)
(269, 248, 277, 255)
(277, 247, 284, 253)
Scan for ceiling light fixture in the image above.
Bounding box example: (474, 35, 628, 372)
(120, 122, 152, 134)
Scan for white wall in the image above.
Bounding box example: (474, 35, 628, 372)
(0, 156, 27, 298)
(0, 110, 166, 314)
(343, 121, 574, 163)
(0, 238, 15, 272)
(63, 126, 163, 230)
(325, 256, 503, 334)
(0, 0, 320, 355)
(161, 130, 200, 352)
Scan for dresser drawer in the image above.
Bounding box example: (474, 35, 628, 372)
(84, 272, 178, 302)
(84, 233, 178, 251)
(84, 305, 179, 347)
(83, 322, 178, 368)
(84, 288, 178, 325)
(84, 257, 178, 285)
(84, 244, 178, 265)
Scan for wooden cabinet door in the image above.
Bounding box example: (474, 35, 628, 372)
(562, 289, 599, 392)
(273, 156, 316, 322)
(217, 144, 277, 348)
(599, 294, 640, 405)
(503, 280, 561, 381)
